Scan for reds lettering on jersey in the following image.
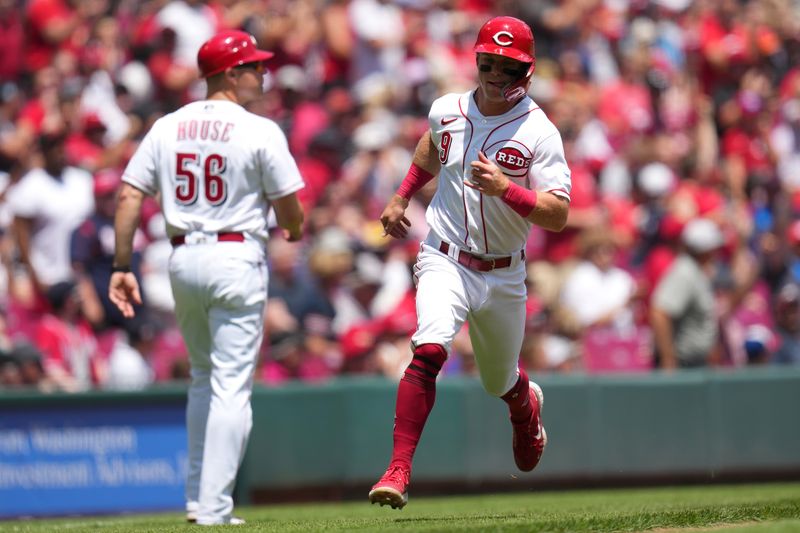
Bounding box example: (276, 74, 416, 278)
(122, 100, 304, 243)
(428, 90, 571, 255)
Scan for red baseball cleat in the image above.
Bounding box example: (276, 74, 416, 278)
(511, 381, 547, 472)
(368, 464, 410, 509)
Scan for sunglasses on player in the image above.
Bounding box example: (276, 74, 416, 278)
(233, 62, 265, 74)
(478, 63, 525, 78)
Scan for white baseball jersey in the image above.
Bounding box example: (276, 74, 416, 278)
(427, 90, 571, 255)
(411, 90, 572, 397)
(122, 99, 304, 242)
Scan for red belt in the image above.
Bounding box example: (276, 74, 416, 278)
(171, 232, 245, 247)
(438, 241, 517, 272)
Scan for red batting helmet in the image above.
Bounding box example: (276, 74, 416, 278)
(197, 30, 274, 78)
(473, 16, 535, 65)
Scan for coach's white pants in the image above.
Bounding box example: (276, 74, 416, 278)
(169, 241, 267, 525)
(411, 242, 527, 396)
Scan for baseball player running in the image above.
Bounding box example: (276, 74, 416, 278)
(370, 16, 571, 509)
(109, 31, 305, 525)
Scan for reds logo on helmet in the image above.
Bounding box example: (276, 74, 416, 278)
(488, 141, 533, 178)
(492, 31, 514, 47)
(473, 16, 535, 66)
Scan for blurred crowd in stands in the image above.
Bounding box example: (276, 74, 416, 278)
(0, 0, 799, 392)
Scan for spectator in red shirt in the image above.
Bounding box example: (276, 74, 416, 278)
(721, 89, 778, 200)
(596, 48, 654, 150)
(35, 280, 102, 392)
(64, 112, 106, 171)
(146, 27, 197, 110)
(25, 0, 80, 73)
(25, 0, 106, 75)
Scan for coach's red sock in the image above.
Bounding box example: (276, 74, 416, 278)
(501, 367, 532, 423)
(389, 343, 448, 471)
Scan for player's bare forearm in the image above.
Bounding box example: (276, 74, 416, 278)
(380, 131, 439, 239)
(412, 130, 441, 176)
(110, 183, 144, 319)
(650, 307, 677, 370)
(273, 192, 304, 242)
(525, 192, 569, 232)
(113, 183, 144, 268)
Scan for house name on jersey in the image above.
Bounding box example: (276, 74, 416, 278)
(177, 120, 234, 142)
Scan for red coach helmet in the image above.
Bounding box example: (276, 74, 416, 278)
(197, 30, 274, 78)
(473, 16, 535, 65)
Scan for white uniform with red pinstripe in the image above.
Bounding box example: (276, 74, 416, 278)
(122, 98, 304, 524)
(412, 90, 571, 396)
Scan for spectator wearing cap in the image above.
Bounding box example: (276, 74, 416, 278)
(650, 218, 724, 369)
(632, 162, 676, 265)
(6, 131, 94, 304)
(34, 280, 101, 391)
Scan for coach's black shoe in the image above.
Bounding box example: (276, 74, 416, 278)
(369, 464, 410, 509)
(511, 381, 547, 472)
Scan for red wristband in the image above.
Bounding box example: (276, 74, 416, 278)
(396, 163, 434, 200)
(501, 182, 538, 218)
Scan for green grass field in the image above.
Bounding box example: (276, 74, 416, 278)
(2, 482, 799, 532)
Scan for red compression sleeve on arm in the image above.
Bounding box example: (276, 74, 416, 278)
(501, 182, 538, 218)
(396, 163, 434, 200)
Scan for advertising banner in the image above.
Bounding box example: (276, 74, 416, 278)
(0, 402, 186, 518)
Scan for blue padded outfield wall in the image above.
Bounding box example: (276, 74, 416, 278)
(0, 392, 187, 518)
(1, 367, 799, 517)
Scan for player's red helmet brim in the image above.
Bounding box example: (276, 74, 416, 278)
(197, 30, 274, 78)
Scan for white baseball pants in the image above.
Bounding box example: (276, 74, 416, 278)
(411, 241, 528, 396)
(169, 239, 267, 525)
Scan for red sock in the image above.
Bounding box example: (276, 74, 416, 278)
(501, 367, 532, 423)
(389, 343, 447, 471)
